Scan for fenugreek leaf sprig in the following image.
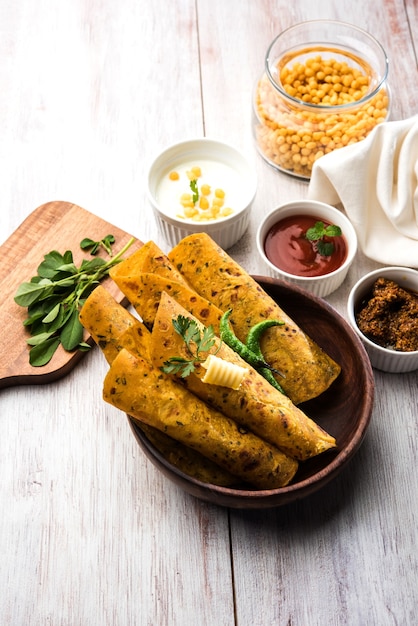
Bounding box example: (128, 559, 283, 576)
(80, 234, 116, 256)
(14, 235, 135, 366)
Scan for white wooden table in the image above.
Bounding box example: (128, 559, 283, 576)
(1, 1, 417, 624)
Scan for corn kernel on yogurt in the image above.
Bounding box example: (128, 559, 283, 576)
(156, 160, 243, 222)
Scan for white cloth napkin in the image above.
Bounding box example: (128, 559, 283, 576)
(308, 115, 418, 267)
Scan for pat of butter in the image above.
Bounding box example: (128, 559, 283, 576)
(156, 159, 246, 221)
(201, 354, 246, 390)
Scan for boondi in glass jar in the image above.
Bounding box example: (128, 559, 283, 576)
(253, 20, 390, 179)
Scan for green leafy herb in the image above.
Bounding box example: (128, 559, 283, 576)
(305, 221, 342, 256)
(14, 236, 136, 366)
(190, 179, 199, 204)
(80, 234, 116, 256)
(161, 315, 219, 378)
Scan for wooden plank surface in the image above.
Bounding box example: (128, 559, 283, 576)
(0, 201, 143, 388)
(0, 1, 417, 625)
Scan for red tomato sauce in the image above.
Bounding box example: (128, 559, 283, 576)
(264, 214, 348, 277)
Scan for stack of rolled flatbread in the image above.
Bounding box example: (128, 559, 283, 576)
(80, 234, 341, 490)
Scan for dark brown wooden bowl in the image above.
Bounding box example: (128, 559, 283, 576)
(128, 276, 375, 509)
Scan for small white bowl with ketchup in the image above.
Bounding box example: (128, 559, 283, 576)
(256, 200, 358, 297)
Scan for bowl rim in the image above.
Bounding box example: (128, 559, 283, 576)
(147, 137, 257, 226)
(347, 265, 418, 357)
(128, 275, 375, 508)
(256, 200, 358, 282)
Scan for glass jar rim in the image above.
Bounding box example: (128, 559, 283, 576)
(265, 19, 389, 111)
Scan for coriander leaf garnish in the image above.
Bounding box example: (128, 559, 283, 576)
(190, 179, 199, 204)
(305, 221, 342, 257)
(161, 315, 219, 378)
(160, 357, 197, 378)
(14, 235, 135, 366)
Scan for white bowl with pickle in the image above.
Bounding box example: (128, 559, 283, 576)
(147, 138, 257, 250)
(347, 266, 418, 373)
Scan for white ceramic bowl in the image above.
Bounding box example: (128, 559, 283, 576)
(256, 200, 358, 297)
(147, 138, 257, 250)
(347, 266, 418, 373)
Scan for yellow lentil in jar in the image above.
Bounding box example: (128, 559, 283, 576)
(254, 51, 389, 178)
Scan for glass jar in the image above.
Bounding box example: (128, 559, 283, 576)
(252, 20, 390, 179)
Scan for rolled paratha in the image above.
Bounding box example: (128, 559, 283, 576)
(151, 292, 336, 461)
(80, 286, 240, 486)
(110, 272, 223, 331)
(168, 233, 341, 404)
(110, 239, 188, 285)
(79, 285, 151, 363)
(103, 349, 299, 489)
(134, 423, 239, 487)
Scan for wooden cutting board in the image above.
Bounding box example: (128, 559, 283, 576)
(0, 201, 143, 389)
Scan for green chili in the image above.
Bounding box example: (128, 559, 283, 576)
(245, 319, 285, 355)
(220, 310, 273, 371)
(220, 310, 287, 394)
(256, 366, 286, 395)
(245, 319, 286, 394)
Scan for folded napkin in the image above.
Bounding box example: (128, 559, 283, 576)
(308, 115, 418, 267)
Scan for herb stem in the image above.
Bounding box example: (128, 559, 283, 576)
(106, 236, 136, 265)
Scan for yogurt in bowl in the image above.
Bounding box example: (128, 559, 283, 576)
(147, 138, 257, 250)
(155, 159, 246, 222)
